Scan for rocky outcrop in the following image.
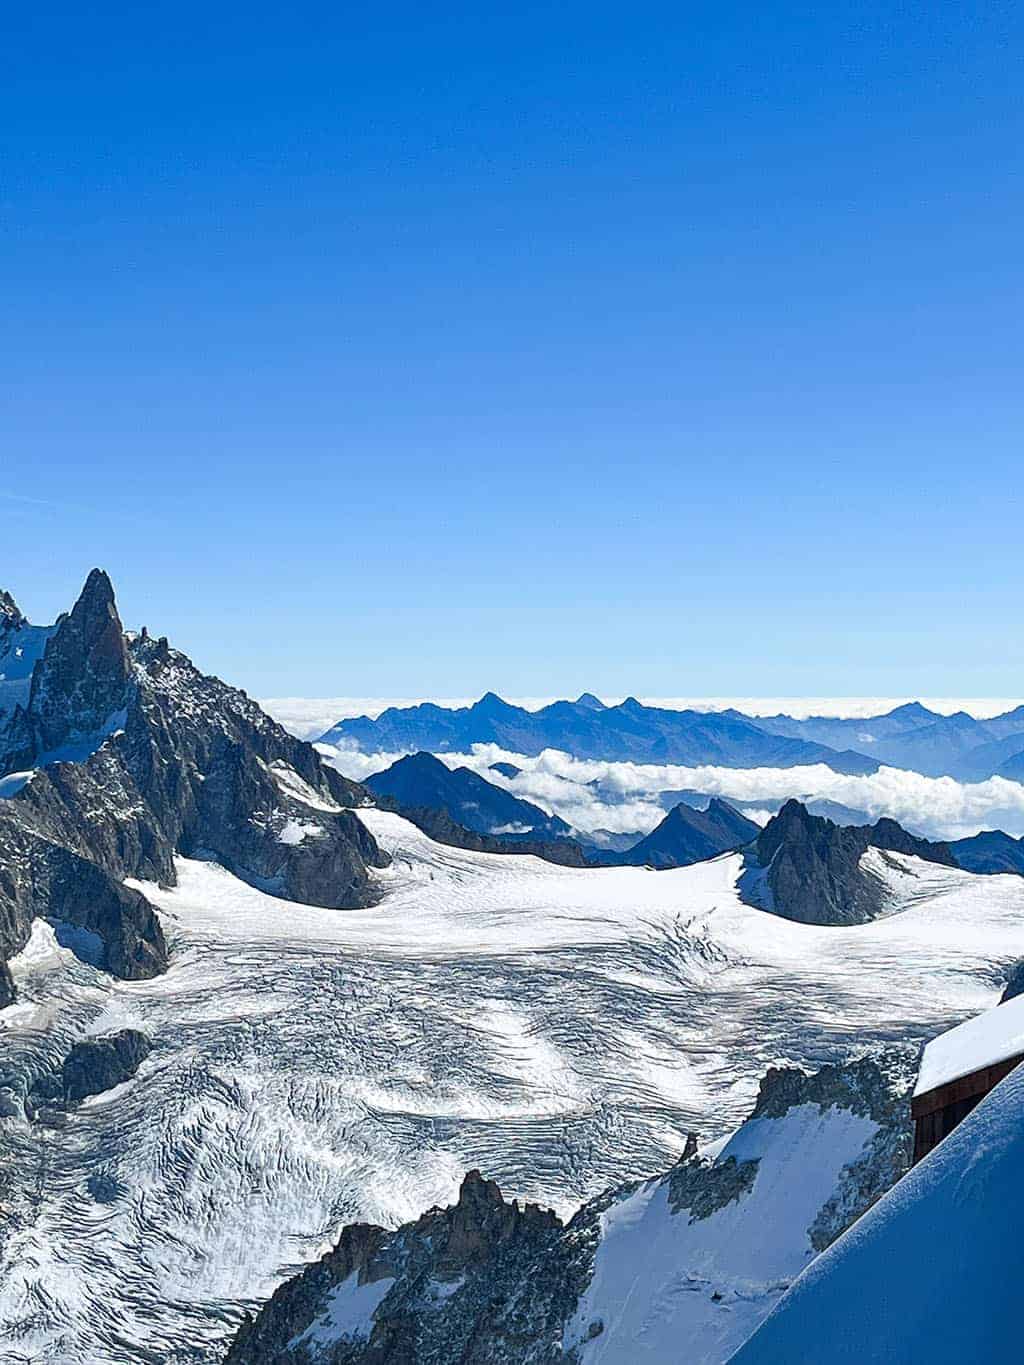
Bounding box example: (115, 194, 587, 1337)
(1000, 961, 1024, 1002)
(742, 800, 957, 925)
(62, 1028, 153, 1104)
(749, 1050, 915, 1248)
(0, 571, 386, 1005)
(617, 798, 759, 869)
(866, 817, 957, 867)
(28, 568, 130, 757)
(226, 1171, 567, 1365)
(225, 1052, 916, 1365)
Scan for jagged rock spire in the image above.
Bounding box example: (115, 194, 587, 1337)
(28, 568, 131, 753)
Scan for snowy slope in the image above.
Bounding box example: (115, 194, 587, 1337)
(563, 1101, 879, 1363)
(732, 1062, 1024, 1365)
(1, 812, 1023, 1361)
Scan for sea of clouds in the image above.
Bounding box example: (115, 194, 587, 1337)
(316, 741, 1024, 842)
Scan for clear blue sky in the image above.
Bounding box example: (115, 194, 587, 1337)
(3, 2, 1022, 697)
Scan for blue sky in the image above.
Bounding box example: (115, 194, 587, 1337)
(3, 2, 1022, 697)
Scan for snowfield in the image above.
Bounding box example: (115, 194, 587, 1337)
(1, 809, 1022, 1362)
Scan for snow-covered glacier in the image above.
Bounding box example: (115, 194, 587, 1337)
(2, 809, 1023, 1362)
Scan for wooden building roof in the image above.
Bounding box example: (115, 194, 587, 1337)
(915, 991, 1024, 1101)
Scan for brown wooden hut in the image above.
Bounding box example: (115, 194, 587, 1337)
(912, 994, 1024, 1163)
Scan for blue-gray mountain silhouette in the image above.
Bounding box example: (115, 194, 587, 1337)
(325, 695, 879, 774)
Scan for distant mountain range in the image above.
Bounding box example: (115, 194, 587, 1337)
(321, 693, 1024, 782)
(324, 693, 879, 773)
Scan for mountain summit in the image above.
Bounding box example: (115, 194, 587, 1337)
(0, 571, 385, 1007)
(744, 800, 957, 925)
(620, 797, 759, 868)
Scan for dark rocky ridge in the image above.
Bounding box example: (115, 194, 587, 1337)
(1000, 961, 1024, 1003)
(0, 572, 386, 1006)
(744, 799, 958, 925)
(226, 1170, 570, 1365)
(951, 829, 1024, 876)
(225, 1052, 915, 1365)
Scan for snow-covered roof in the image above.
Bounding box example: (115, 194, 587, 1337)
(914, 991, 1024, 1098)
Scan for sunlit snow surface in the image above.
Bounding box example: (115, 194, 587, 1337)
(915, 988, 1024, 1096)
(563, 1103, 876, 1363)
(1, 810, 1023, 1363)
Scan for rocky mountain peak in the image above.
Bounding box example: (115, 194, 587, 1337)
(439, 1169, 560, 1273)
(0, 589, 25, 630)
(749, 801, 886, 924)
(575, 691, 606, 710)
(748, 800, 957, 925)
(29, 567, 131, 754)
(473, 690, 517, 717)
(0, 570, 385, 1009)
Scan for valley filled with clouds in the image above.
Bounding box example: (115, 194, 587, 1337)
(320, 737, 1024, 842)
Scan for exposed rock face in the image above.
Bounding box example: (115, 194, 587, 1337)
(226, 1171, 567, 1365)
(866, 817, 957, 867)
(225, 1052, 916, 1365)
(62, 1028, 153, 1104)
(749, 1051, 916, 1249)
(0, 590, 24, 628)
(617, 798, 759, 869)
(28, 568, 130, 757)
(743, 800, 957, 925)
(1000, 961, 1024, 1003)
(0, 571, 386, 1004)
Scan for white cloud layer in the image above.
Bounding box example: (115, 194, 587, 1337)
(320, 741, 1024, 843)
(264, 696, 1024, 740)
